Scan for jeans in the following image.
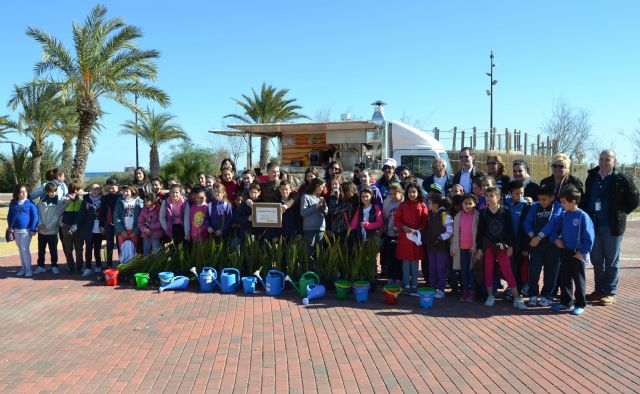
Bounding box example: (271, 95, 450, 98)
(15, 230, 32, 272)
(304, 230, 324, 255)
(428, 251, 448, 291)
(591, 226, 622, 296)
(143, 238, 161, 256)
(103, 224, 116, 267)
(61, 226, 84, 271)
(460, 250, 473, 291)
(402, 260, 419, 289)
(484, 246, 516, 289)
(510, 251, 528, 292)
(84, 233, 103, 269)
(528, 243, 560, 299)
(37, 233, 58, 267)
(559, 249, 587, 308)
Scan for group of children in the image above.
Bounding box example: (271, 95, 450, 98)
(7, 161, 595, 315)
(383, 173, 595, 315)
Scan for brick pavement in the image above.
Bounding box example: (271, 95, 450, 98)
(1, 224, 640, 393)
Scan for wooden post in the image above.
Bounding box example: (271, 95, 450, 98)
(484, 131, 489, 152)
(452, 127, 457, 151)
(524, 133, 528, 155)
(491, 128, 497, 150)
(473, 127, 477, 149)
(460, 129, 466, 149)
(498, 130, 502, 151)
(505, 128, 511, 153)
(537, 134, 541, 153)
(546, 136, 551, 156)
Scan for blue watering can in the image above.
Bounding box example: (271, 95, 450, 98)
(242, 277, 257, 294)
(219, 268, 240, 293)
(158, 276, 189, 293)
(302, 283, 326, 305)
(265, 269, 285, 296)
(190, 266, 217, 292)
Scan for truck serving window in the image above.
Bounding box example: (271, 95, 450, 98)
(400, 155, 436, 178)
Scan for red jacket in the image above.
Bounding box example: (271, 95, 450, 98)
(394, 199, 428, 260)
(220, 179, 239, 198)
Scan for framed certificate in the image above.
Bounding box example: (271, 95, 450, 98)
(252, 202, 283, 228)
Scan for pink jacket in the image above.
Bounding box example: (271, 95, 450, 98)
(137, 206, 164, 239)
(163, 196, 186, 237)
(350, 204, 383, 231)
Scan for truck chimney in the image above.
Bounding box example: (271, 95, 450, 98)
(371, 100, 387, 125)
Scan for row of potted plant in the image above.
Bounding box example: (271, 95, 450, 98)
(116, 233, 380, 287)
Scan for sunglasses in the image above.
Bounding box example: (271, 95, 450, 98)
(552, 164, 565, 169)
(459, 155, 470, 159)
(487, 161, 497, 166)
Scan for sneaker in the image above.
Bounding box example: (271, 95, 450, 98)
(485, 295, 496, 307)
(51, 267, 60, 274)
(551, 303, 573, 312)
(600, 296, 616, 306)
(514, 298, 528, 310)
(586, 292, 603, 302)
(538, 297, 553, 307)
(466, 291, 476, 302)
(527, 296, 538, 307)
(521, 284, 530, 297)
(572, 307, 585, 316)
(16, 268, 26, 276)
(33, 266, 47, 275)
(82, 268, 93, 277)
(94, 267, 102, 274)
(25, 270, 33, 278)
(504, 288, 514, 301)
(434, 290, 445, 299)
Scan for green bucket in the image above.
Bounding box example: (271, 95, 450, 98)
(135, 273, 150, 289)
(353, 280, 370, 288)
(334, 280, 352, 300)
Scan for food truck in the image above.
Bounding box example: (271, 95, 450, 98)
(210, 101, 450, 179)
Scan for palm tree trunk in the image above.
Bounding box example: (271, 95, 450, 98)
(259, 136, 270, 169)
(149, 145, 159, 178)
(60, 139, 73, 176)
(29, 140, 43, 190)
(71, 107, 99, 182)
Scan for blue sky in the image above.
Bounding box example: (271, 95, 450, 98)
(1, 1, 639, 172)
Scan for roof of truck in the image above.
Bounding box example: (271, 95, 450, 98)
(209, 120, 378, 137)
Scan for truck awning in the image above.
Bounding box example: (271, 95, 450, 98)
(209, 120, 378, 138)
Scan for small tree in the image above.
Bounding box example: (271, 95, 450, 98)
(121, 108, 189, 177)
(160, 143, 230, 184)
(541, 99, 592, 162)
(224, 135, 245, 166)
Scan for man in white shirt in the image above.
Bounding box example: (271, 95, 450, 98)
(421, 158, 453, 196)
(453, 147, 485, 194)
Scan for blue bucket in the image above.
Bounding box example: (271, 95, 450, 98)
(242, 277, 257, 294)
(418, 287, 435, 308)
(353, 285, 369, 303)
(158, 272, 174, 288)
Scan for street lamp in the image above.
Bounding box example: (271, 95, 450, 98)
(134, 94, 139, 169)
(486, 51, 498, 132)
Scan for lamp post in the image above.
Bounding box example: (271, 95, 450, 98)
(486, 51, 497, 132)
(134, 94, 139, 169)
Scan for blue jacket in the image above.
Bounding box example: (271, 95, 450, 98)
(205, 200, 233, 234)
(76, 194, 103, 241)
(523, 200, 563, 240)
(553, 209, 595, 256)
(503, 199, 529, 236)
(7, 199, 38, 232)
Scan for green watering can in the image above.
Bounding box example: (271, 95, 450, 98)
(285, 271, 320, 297)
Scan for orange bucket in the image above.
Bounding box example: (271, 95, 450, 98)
(384, 284, 401, 305)
(104, 269, 119, 286)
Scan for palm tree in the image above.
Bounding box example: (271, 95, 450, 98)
(121, 108, 189, 177)
(225, 83, 308, 168)
(0, 115, 17, 141)
(27, 4, 169, 182)
(7, 81, 71, 188)
(51, 111, 101, 177)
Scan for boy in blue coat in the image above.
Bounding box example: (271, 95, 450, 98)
(551, 186, 595, 316)
(504, 180, 531, 296)
(523, 185, 563, 307)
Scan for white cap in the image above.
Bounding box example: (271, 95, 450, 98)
(382, 158, 397, 168)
